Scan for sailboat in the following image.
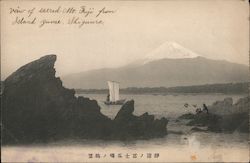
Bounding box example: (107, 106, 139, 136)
(104, 81, 126, 105)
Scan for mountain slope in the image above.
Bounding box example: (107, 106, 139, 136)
(62, 57, 249, 89)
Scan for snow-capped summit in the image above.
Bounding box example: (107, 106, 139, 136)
(144, 42, 199, 64)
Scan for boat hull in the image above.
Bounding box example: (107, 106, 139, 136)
(104, 99, 126, 105)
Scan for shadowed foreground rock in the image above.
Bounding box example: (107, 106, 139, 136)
(113, 100, 168, 139)
(2, 55, 168, 144)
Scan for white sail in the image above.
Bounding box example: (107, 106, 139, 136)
(108, 81, 115, 102)
(113, 82, 120, 101)
(107, 81, 120, 102)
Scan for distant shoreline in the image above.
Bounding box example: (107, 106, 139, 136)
(75, 82, 249, 95)
(76, 92, 247, 96)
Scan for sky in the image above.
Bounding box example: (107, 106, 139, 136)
(1, 0, 249, 79)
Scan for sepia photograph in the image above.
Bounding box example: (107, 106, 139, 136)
(1, 0, 249, 162)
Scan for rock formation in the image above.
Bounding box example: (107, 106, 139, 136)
(208, 96, 249, 115)
(112, 100, 168, 139)
(178, 96, 249, 133)
(2, 55, 168, 144)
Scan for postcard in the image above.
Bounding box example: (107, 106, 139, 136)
(1, 0, 249, 162)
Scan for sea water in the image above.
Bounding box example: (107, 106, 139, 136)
(2, 94, 249, 162)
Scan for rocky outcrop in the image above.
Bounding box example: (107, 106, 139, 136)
(208, 97, 233, 115)
(208, 97, 249, 115)
(112, 100, 168, 139)
(178, 113, 196, 119)
(232, 96, 249, 114)
(2, 55, 168, 144)
(178, 97, 249, 133)
(185, 112, 222, 132)
(208, 96, 249, 133)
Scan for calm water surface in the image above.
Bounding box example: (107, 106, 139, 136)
(80, 93, 245, 119)
(2, 94, 249, 162)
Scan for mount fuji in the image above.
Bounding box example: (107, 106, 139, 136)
(62, 42, 249, 89)
(143, 41, 199, 64)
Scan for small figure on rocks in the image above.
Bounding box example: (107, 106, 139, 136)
(196, 108, 202, 114)
(202, 103, 209, 114)
(106, 94, 110, 102)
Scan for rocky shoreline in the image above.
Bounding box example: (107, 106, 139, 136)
(2, 55, 248, 145)
(178, 96, 249, 133)
(2, 55, 168, 144)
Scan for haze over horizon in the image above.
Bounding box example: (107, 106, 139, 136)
(1, 0, 249, 79)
